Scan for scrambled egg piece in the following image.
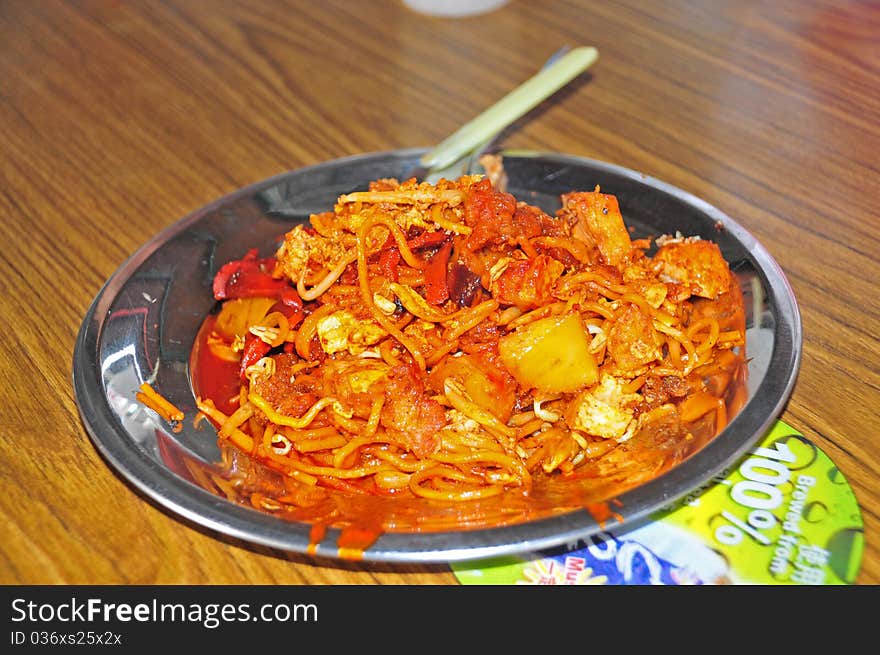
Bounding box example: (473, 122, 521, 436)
(275, 224, 352, 283)
(443, 408, 482, 438)
(316, 310, 386, 355)
(332, 176, 476, 234)
(337, 205, 434, 235)
(323, 359, 390, 400)
(569, 375, 641, 441)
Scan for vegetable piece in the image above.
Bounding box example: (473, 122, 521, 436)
(378, 246, 401, 282)
(424, 241, 453, 305)
(239, 333, 271, 380)
(498, 312, 598, 394)
(446, 259, 482, 307)
(213, 248, 303, 310)
(214, 297, 277, 340)
(389, 282, 448, 323)
(407, 229, 449, 250)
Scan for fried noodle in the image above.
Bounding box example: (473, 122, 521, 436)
(194, 165, 747, 508)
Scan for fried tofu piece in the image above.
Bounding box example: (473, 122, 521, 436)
(653, 237, 731, 299)
(606, 303, 663, 375)
(559, 188, 632, 267)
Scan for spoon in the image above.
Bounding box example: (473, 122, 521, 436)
(268, 46, 598, 216)
(415, 45, 599, 183)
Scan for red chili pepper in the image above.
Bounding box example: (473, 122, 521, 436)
(239, 333, 271, 379)
(407, 230, 449, 250)
(278, 287, 304, 314)
(378, 247, 401, 282)
(213, 248, 299, 305)
(424, 241, 453, 305)
(278, 306, 305, 330)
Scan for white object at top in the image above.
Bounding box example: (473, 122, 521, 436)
(402, 0, 509, 17)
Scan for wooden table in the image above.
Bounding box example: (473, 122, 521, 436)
(1, 0, 877, 585)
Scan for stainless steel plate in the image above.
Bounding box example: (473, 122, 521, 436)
(72, 149, 801, 563)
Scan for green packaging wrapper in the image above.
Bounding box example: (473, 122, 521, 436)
(452, 421, 863, 585)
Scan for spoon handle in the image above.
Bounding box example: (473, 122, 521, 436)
(418, 46, 599, 171)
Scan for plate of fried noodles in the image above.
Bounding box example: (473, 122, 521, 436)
(73, 149, 801, 562)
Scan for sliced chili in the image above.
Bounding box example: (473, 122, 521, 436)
(213, 248, 301, 310)
(378, 247, 401, 282)
(424, 241, 453, 305)
(239, 332, 271, 380)
(407, 230, 449, 250)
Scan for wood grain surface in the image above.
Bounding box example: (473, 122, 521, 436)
(1, 0, 877, 585)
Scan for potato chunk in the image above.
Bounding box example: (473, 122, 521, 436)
(498, 313, 598, 394)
